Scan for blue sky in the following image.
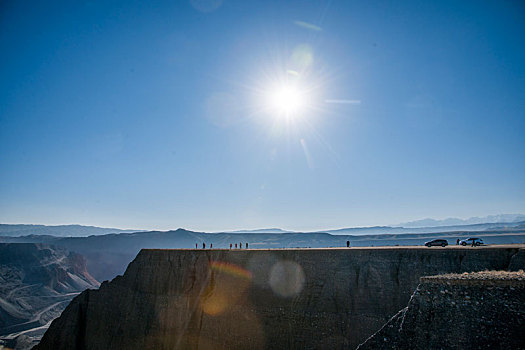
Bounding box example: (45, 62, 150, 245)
(1, 0, 524, 231)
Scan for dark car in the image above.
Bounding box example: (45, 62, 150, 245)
(459, 237, 484, 246)
(425, 239, 448, 247)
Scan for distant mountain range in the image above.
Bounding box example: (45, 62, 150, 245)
(322, 221, 525, 236)
(397, 214, 525, 228)
(221, 228, 292, 234)
(1, 214, 524, 238)
(0, 224, 142, 237)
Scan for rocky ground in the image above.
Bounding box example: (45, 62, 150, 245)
(421, 269, 525, 282)
(0, 243, 99, 349)
(358, 270, 525, 349)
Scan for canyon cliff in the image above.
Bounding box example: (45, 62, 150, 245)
(0, 243, 99, 349)
(35, 246, 524, 349)
(358, 271, 525, 349)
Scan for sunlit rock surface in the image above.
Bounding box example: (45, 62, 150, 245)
(35, 246, 524, 349)
(0, 243, 99, 349)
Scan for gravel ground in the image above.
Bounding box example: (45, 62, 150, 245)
(425, 270, 525, 280)
(421, 270, 525, 287)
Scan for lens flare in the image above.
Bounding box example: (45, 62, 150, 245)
(269, 260, 305, 297)
(200, 261, 252, 316)
(210, 261, 252, 280)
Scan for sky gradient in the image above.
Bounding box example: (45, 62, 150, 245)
(1, 0, 524, 231)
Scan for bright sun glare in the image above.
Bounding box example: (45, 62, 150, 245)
(267, 84, 305, 117)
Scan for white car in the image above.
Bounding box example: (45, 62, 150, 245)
(459, 237, 484, 246)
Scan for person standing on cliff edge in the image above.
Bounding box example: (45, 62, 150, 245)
(347, 240, 350, 248)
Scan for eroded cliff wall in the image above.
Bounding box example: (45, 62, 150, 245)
(35, 246, 525, 349)
(0, 243, 100, 349)
(358, 271, 525, 349)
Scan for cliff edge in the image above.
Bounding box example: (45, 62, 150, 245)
(358, 271, 525, 349)
(35, 246, 525, 349)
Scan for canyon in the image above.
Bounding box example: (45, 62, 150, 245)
(0, 243, 99, 349)
(35, 246, 524, 349)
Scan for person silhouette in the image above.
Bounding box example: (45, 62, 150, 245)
(347, 240, 350, 248)
(210, 243, 213, 249)
(230, 243, 232, 249)
(235, 243, 237, 249)
(195, 243, 197, 249)
(246, 242, 248, 249)
(203, 242, 205, 249)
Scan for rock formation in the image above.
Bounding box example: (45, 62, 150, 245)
(358, 271, 525, 349)
(0, 243, 99, 349)
(35, 246, 524, 349)
(3, 228, 524, 283)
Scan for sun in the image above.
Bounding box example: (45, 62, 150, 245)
(267, 84, 306, 117)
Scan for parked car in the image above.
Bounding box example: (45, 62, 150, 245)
(459, 237, 484, 246)
(425, 239, 448, 247)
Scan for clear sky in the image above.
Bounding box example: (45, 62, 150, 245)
(1, 0, 524, 232)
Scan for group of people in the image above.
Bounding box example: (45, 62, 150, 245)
(230, 242, 248, 249)
(195, 242, 249, 249)
(196, 242, 213, 249)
